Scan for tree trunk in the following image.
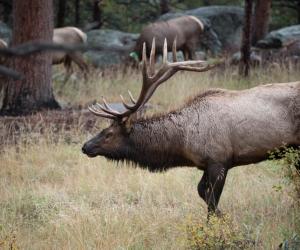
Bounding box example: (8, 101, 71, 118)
(56, 0, 66, 27)
(160, 0, 170, 15)
(252, 0, 272, 45)
(75, 0, 80, 26)
(0, 0, 12, 23)
(239, 0, 253, 78)
(93, 0, 103, 28)
(0, 0, 59, 116)
(0, 2, 4, 21)
(298, 1, 300, 24)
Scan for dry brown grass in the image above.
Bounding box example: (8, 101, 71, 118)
(0, 64, 299, 249)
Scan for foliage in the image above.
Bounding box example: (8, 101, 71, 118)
(100, 0, 193, 32)
(50, 0, 299, 33)
(269, 146, 300, 200)
(3, 0, 299, 32)
(0, 230, 19, 250)
(272, 0, 300, 29)
(269, 146, 300, 245)
(184, 214, 255, 249)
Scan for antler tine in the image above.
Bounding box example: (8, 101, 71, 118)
(128, 90, 136, 104)
(149, 37, 156, 76)
(142, 42, 148, 82)
(94, 99, 122, 117)
(102, 97, 121, 115)
(177, 63, 217, 72)
(169, 59, 207, 68)
(88, 105, 117, 119)
(172, 38, 177, 62)
(162, 38, 168, 64)
(120, 94, 135, 110)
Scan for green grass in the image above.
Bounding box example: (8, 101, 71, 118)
(0, 64, 300, 249)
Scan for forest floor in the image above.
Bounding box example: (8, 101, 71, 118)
(0, 64, 300, 249)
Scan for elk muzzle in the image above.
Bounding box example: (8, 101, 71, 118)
(82, 140, 99, 158)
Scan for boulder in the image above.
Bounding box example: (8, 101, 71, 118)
(256, 25, 300, 49)
(85, 29, 139, 67)
(159, 6, 244, 55)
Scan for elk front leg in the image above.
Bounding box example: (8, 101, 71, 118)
(197, 164, 228, 216)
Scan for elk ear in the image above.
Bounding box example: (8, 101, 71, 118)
(124, 118, 133, 133)
(123, 113, 138, 133)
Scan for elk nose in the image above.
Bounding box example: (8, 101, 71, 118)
(82, 145, 88, 154)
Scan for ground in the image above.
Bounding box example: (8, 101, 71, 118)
(0, 65, 299, 249)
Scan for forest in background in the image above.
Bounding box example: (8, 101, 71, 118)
(0, 0, 299, 33)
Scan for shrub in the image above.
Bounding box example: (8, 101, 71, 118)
(269, 146, 300, 200)
(269, 146, 300, 244)
(184, 214, 255, 250)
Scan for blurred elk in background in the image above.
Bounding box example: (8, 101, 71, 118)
(0, 27, 89, 82)
(53, 27, 89, 81)
(131, 15, 204, 62)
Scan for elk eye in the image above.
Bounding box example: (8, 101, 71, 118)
(105, 132, 113, 139)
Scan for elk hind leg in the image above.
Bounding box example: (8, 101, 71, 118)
(63, 56, 73, 84)
(69, 52, 89, 80)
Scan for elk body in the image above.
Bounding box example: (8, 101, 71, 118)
(53, 27, 88, 80)
(82, 39, 300, 215)
(133, 15, 204, 61)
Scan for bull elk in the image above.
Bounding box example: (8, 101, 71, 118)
(53, 27, 88, 81)
(82, 38, 300, 216)
(132, 15, 204, 62)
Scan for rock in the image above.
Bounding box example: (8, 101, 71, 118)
(159, 6, 244, 55)
(256, 25, 300, 49)
(255, 26, 300, 63)
(0, 21, 11, 44)
(255, 40, 300, 64)
(230, 50, 262, 66)
(85, 29, 139, 67)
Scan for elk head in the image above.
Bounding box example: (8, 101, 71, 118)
(82, 38, 215, 161)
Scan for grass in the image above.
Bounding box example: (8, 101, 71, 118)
(0, 64, 300, 249)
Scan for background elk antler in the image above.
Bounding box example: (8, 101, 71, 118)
(89, 38, 216, 121)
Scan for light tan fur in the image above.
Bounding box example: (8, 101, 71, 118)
(187, 15, 204, 31)
(53, 27, 88, 81)
(134, 15, 204, 60)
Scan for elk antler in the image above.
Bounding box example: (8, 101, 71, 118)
(89, 38, 216, 121)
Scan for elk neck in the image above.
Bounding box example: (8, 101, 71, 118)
(126, 112, 194, 171)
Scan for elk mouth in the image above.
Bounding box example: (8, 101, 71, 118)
(82, 145, 98, 158)
(85, 152, 98, 158)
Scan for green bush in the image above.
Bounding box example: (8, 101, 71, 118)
(184, 214, 255, 249)
(269, 146, 300, 199)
